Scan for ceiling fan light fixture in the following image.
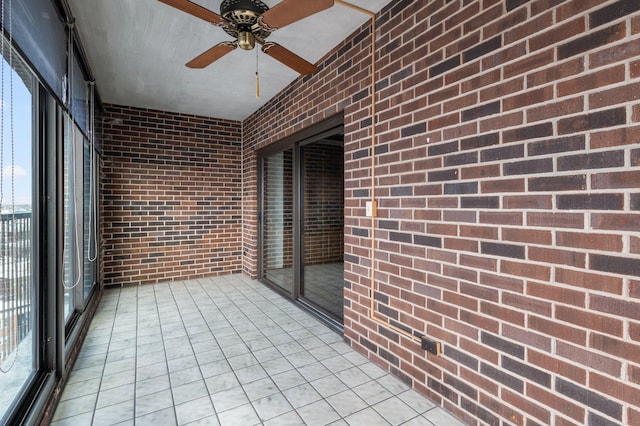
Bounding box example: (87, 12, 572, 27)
(238, 31, 256, 50)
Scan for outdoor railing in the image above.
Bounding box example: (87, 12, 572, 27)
(0, 212, 32, 364)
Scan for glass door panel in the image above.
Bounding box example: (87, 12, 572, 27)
(262, 149, 294, 295)
(300, 141, 344, 320)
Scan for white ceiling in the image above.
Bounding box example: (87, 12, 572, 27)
(66, 0, 393, 121)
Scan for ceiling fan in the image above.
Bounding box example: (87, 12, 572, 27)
(158, 0, 334, 75)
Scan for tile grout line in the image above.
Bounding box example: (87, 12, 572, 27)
(148, 282, 178, 425)
(191, 276, 264, 424)
(90, 287, 120, 426)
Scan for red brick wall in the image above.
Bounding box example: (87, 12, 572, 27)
(101, 104, 242, 286)
(243, 0, 640, 425)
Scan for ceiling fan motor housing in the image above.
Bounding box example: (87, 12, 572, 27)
(220, 0, 270, 49)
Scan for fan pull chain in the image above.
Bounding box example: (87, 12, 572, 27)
(255, 47, 260, 99)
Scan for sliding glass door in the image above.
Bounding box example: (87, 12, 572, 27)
(259, 120, 344, 324)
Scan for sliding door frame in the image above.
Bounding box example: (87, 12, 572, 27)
(257, 114, 344, 326)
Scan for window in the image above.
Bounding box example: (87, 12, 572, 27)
(63, 117, 97, 324)
(0, 2, 101, 422)
(0, 39, 38, 423)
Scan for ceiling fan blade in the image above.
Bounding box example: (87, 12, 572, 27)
(262, 42, 317, 75)
(158, 0, 224, 24)
(261, 0, 334, 29)
(186, 42, 237, 68)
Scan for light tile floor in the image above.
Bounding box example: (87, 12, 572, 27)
(266, 263, 344, 320)
(51, 274, 464, 426)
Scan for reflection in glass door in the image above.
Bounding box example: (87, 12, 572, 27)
(300, 141, 344, 321)
(259, 123, 345, 325)
(262, 149, 294, 295)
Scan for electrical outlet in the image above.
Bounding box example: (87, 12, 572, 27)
(421, 337, 441, 356)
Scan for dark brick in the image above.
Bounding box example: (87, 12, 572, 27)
(557, 194, 624, 210)
(428, 377, 458, 403)
(389, 319, 412, 335)
(389, 232, 412, 243)
(429, 169, 458, 182)
(502, 356, 551, 387)
(557, 151, 625, 171)
(591, 254, 640, 277)
(462, 101, 501, 122)
(402, 122, 427, 138)
(375, 144, 389, 155)
(352, 227, 370, 237)
(444, 374, 478, 399)
(461, 133, 500, 150)
(444, 152, 478, 167)
(414, 234, 442, 248)
(482, 332, 525, 359)
(461, 197, 500, 209)
(481, 144, 525, 162)
(506, 0, 530, 11)
(461, 398, 501, 426)
(391, 65, 414, 85)
(588, 412, 619, 426)
(558, 24, 625, 60)
(444, 346, 479, 371)
(430, 55, 461, 78)
(359, 336, 378, 353)
(481, 242, 525, 259)
(378, 325, 400, 343)
(445, 182, 478, 194)
(463, 36, 502, 63)
(590, 0, 640, 28)
(378, 347, 400, 366)
(429, 141, 459, 156)
(556, 378, 622, 419)
(344, 254, 359, 265)
(529, 175, 586, 192)
(378, 220, 398, 230)
(352, 148, 370, 160)
(390, 186, 414, 196)
(504, 123, 553, 143)
(632, 194, 640, 210)
(558, 108, 626, 135)
(504, 158, 553, 175)
(352, 88, 369, 103)
(481, 362, 524, 393)
(377, 304, 399, 321)
(528, 136, 586, 156)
